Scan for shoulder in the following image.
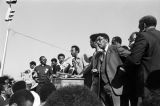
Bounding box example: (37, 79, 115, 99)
(35, 65, 41, 69)
(108, 45, 118, 53)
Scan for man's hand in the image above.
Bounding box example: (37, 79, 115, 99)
(118, 47, 131, 57)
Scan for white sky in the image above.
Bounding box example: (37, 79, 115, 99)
(0, 0, 160, 80)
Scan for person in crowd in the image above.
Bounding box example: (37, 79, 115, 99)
(111, 36, 122, 47)
(29, 61, 36, 71)
(44, 85, 103, 106)
(12, 80, 40, 106)
(57, 53, 71, 73)
(112, 15, 160, 105)
(70, 45, 89, 75)
(12, 80, 26, 93)
(0, 76, 13, 106)
(28, 61, 39, 92)
(0, 84, 9, 106)
(119, 35, 139, 106)
(92, 33, 123, 106)
(111, 35, 138, 106)
(34, 56, 52, 94)
(39, 83, 56, 104)
(82, 56, 93, 88)
(9, 89, 34, 106)
(82, 34, 101, 90)
(51, 58, 60, 74)
(21, 61, 38, 91)
(128, 32, 138, 49)
(111, 36, 131, 59)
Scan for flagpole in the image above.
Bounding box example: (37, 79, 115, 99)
(0, 22, 11, 76)
(0, 0, 17, 76)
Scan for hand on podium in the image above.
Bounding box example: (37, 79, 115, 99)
(74, 74, 83, 78)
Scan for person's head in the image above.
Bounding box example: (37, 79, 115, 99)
(90, 34, 99, 48)
(57, 53, 65, 64)
(0, 76, 12, 97)
(29, 61, 36, 69)
(39, 56, 47, 65)
(0, 84, 5, 95)
(12, 81, 26, 93)
(71, 45, 80, 57)
(96, 33, 110, 50)
(0, 75, 10, 85)
(44, 85, 103, 106)
(128, 32, 138, 48)
(139, 15, 157, 32)
(39, 83, 56, 103)
(51, 58, 57, 66)
(9, 89, 34, 106)
(111, 36, 122, 47)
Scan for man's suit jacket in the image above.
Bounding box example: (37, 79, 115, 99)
(123, 28, 160, 97)
(101, 45, 123, 84)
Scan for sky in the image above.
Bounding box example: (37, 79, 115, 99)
(0, 0, 160, 80)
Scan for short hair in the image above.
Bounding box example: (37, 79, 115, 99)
(139, 15, 157, 27)
(9, 89, 34, 106)
(71, 45, 80, 53)
(90, 34, 99, 42)
(95, 33, 110, 42)
(51, 58, 57, 63)
(44, 85, 103, 106)
(12, 80, 26, 93)
(0, 75, 10, 85)
(57, 53, 65, 59)
(30, 61, 36, 66)
(112, 36, 122, 44)
(39, 83, 56, 102)
(39, 56, 45, 61)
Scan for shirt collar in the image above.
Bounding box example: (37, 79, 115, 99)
(145, 26, 155, 31)
(104, 44, 109, 52)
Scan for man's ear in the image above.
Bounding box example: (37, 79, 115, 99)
(10, 103, 18, 106)
(144, 23, 147, 29)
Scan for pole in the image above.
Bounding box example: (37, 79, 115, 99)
(0, 22, 11, 76)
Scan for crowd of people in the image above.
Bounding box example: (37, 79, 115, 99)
(1, 15, 160, 106)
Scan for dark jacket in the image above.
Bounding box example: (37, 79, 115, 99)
(124, 28, 160, 97)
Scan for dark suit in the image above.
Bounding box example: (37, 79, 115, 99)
(91, 45, 122, 106)
(123, 28, 160, 98)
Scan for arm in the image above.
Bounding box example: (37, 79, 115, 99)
(80, 62, 92, 75)
(123, 33, 147, 71)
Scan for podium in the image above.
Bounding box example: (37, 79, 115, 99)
(51, 78, 84, 89)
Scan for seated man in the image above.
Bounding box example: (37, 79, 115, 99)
(44, 85, 103, 106)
